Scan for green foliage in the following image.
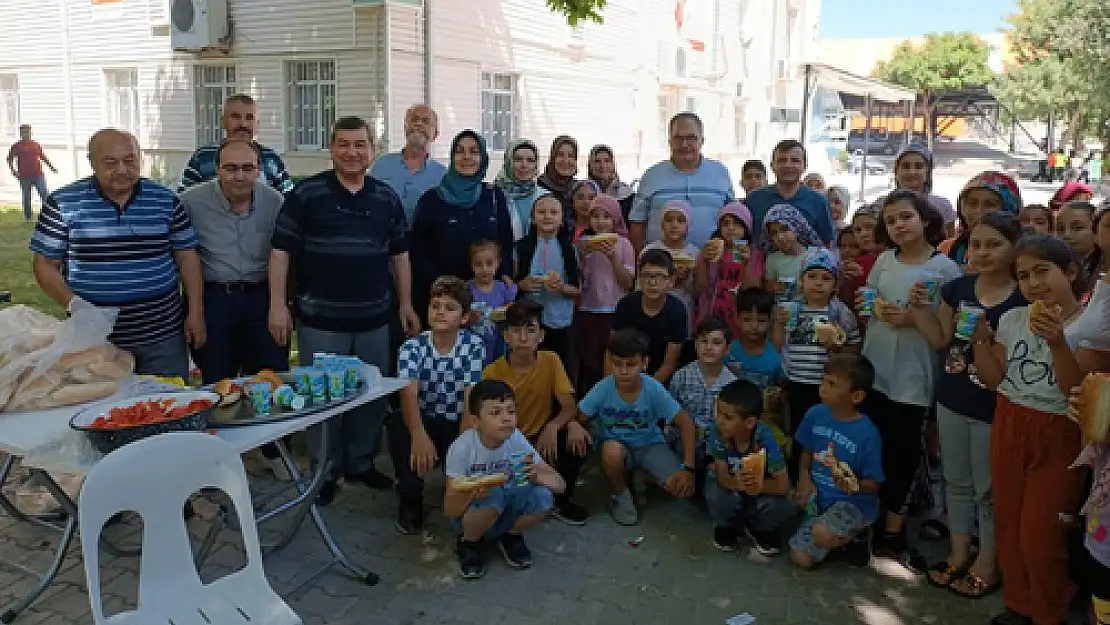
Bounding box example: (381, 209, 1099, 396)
(872, 33, 995, 94)
(545, 0, 607, 26)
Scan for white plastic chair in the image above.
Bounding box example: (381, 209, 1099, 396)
(78, 432, 301, 625)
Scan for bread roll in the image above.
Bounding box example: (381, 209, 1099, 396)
(815, 322, 846, 346)
(704, 238, 725, 262)
(6, 372, 64, 410)
(673, 254, 696, 270)
(1079, 372, 1110, 443)
(740, 449, 766, 495)
(1028, 300, 1063, 330)
(57, 345, 119, 371)
(451, 473, 509, 493)
(589, 233, 618, 250)
(32, 380, 119, 409)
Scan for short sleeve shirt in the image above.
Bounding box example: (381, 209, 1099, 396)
(578, 374, 681, 448)
(611, 292, 689, 376)
(668, 362, 737, 436)
(995, 306, 1083, 415)
(483, 351, 574, 437)
(627, 158, 735, 248)
(705, 422, 786, 480)
(397, 330, 486, 422)
(795, 404, 885, 523)
(726, 340, 785, 389)
(445, 429, 545, 479)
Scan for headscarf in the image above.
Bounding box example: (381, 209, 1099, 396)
(538, 135, 579, 199)
(827, 185, 851, 210)
(760, 203, 822, 252)
(590, 194, 628, 237)
(1049, 181, 1093, 212)
(587, 144, 633, 200)
(717, 201, 754, 239)
(894, 144, 935, 193)
(661, 199, 691, 223)
(436, 130, 490, 208)
(801, 247, 839, 278)
(495, 139, 539, 200)
(957, 171, 1022, 217)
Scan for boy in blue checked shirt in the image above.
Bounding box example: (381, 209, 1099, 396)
(789, 354, 884, 569)
(579, 328, 697, 526)
(389, 276, 486, 535)
(704, 379, 794, 555)
(668, 316, 737, 500)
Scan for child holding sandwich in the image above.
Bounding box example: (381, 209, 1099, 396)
(790, 354, 884, 569)
(642, 200, 700, 330)
(695, 201, 762, 339)
(445, 380, 565, 580)
(577, 195, 636, 395)
(469, 240, 518, 366)
(704, 379, 793, 556)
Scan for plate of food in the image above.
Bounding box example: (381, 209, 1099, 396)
(70, 391, 220, 454)
(207, 363, 367, 427)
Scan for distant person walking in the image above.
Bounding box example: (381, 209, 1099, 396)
(6, 124, 56, 222)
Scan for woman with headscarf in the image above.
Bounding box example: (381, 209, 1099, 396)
(538, 135, 579, 214)
(410, 130, 515, 320)
(886, 145, 958, 237)
(827, 185, 851, 229)
(494, 138, 544, 241)
(588, 144, 635, 221)
(1048, 180, 1093, 213)
(938, 171, 1022, 270)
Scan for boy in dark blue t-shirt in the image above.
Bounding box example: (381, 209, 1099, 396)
(789, 354, 884, 569)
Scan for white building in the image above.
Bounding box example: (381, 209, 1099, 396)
(0, 0, 820, 194)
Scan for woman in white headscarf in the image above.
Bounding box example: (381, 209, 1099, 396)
(587, 144, 634, 221)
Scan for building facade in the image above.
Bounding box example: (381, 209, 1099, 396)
(0, 0, 820, 194)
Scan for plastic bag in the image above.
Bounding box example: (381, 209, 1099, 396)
(0, 304, 134, 412)
(1072, 281, 1110, 353)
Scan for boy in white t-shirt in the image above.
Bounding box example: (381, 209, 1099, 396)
(444, 380, 565, 580)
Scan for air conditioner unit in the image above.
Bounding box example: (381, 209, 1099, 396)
(170, 0, 229, 52)
(776, 59, 794, 80)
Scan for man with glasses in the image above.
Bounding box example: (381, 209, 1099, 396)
(30, 129, 205, 378)
(179, 93, 293, 194)
(628, 112, 735, 251)
(370, 104, 446, 224)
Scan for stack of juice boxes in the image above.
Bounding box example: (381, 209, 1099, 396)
(287, 353, 364, 407)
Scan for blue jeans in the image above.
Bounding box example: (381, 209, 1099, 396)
(126, 333, 189, 379)
(190, 286, 289, 384)
(297, 323, 390, 480)
(704, 478, 796, 532)
(19, 176, 48, 221)
(450, 484, 554, 539)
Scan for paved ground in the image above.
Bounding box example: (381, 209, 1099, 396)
(0, 457, 1006, 625)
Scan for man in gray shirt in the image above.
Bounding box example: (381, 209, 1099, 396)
(180, 139, 289, 473)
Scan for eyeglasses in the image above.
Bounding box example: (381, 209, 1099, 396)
(640, 272, 672, 284)
(670, 134, 701, 145)
(219, 163, 259, 174)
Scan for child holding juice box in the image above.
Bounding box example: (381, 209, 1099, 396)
(761, 204, 823, 298)
(695, 201, 763, 338)
(468, 240, 518, 366)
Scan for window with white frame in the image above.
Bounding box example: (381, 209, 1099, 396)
(480, 72, 519, 152)
(194, 64, 236, 147)
(285, 60, 336, 151)
(0, 75, 18, 141)
(104, 69, 140, 135)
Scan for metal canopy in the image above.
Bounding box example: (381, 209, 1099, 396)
(800, 62, 915, 103)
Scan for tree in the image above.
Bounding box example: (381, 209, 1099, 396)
(546, 0, 607, 26)
(872, 33, 995, 150)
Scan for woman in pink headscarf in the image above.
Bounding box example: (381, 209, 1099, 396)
(576, 194, 635, 394)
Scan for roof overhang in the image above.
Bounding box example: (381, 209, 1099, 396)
(800, 62, 916, 103)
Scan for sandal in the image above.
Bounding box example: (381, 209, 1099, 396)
(926, 560, 969, 588)
(950, 573, 1001, 599)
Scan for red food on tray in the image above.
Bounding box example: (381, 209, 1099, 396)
(89, 398, 215, 429)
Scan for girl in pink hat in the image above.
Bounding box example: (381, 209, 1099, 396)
(695, 201, 762, 338)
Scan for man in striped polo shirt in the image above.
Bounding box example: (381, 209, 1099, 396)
(268, 116, 421, 503)
(30, 129, 206, 379)
(178, 93, 293, 194)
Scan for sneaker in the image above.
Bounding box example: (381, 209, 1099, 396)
(552, 499, 589, 526)
(874, 530, 925, 572)
(456, 539, 487, 579)
(744, 526, 781, 557)
(394, 499, 423, 535)
(839, 529, 872, 567)
(609, 490, 639, 526)
(316, 479, 339, 507)
(713, 526, 739, 552)
(347, 468, 394, 491)
(497, 533, 534, 569)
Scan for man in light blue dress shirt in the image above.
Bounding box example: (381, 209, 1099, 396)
(370, 104, 447, 224)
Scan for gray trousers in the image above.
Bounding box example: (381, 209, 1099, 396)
(297, 323, 390, 480)
(704, 478, 796, 533)
(936, 403, 994, 547)
(126, 333, 189, 380)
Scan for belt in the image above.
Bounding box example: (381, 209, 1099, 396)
(205, 281, 267, 293)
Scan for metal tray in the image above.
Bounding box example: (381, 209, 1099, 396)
(207, 372, 367, 428)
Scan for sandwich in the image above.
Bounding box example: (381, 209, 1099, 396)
(830, 460, 860, 493)
(587, 232, 619, 250)
(247, 370, 284, 391)
(451, 472, 510, 493)
(672, 254, 697, 270)
(814, 322, 846, 346)
(1028, 299, 1063, 330)
(704, 238, 725, 262)
(740, 449, 766, 495)
(1079, 372, 1110, 443)
(214, 378, 243, 407)
(490, 305, 509, 322)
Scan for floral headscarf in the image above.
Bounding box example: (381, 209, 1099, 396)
(894, 144, 935, 193)
(957, 171, 1022, 218)
(538, 135, 579, 200)
(590, 194, 628, 237)
(760, 204, 822, 252)
(495, 139, 540, 200)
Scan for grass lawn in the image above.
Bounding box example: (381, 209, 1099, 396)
(0, 204, 63, 318)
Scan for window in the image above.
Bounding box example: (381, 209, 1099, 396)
(0, 75, 18, 140)
(480, 72, 518, 152)
(193, 64, 236, 147)
(284, 60, 336, 151)
(104, 69, 140, 134)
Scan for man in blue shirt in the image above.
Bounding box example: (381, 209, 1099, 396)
(370, 104, 447, 224)
(179, 94, 293, 194)
(745, 140, 835, 246)
(628, 113, 735, 250)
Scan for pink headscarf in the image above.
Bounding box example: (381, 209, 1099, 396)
(1050, 181, 1093, 212)
(718, 201, 754, 239)
(590, 194, 628, 236)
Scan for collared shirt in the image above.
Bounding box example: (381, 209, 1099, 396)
(668, 361, 737, 437)
(745, 185, 835, 246)
(370, 151, 447, 223)
(179, 179, 283, 283)
(179, 143, 293, 194)
(30, 177, 198, 348)
(628, 158, 735, 248)
(270, 170, 408, 333)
